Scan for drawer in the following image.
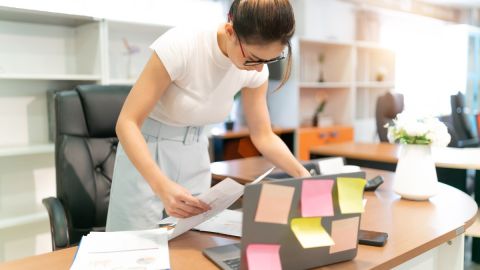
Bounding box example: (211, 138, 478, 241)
(298, 126, 353, 160)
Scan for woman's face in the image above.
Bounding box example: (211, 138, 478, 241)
(226, 24, 285, 72)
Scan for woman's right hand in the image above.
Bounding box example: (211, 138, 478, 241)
(156, 179, 211, 218)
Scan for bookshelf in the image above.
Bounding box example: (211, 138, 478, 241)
(0, 6, 173, 261)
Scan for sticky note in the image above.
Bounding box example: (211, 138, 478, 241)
(246, 244, 282, 270)
(301, 180, 334, 217)
(255, 184, 295, 224)
(290, 217, 334, 248)
(337, 177, 366, 214)
(329, 216, 360, 253)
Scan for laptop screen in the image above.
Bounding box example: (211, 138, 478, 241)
(240, 172, 366, 270)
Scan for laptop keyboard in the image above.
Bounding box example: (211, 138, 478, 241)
(223, 258, 241, 270)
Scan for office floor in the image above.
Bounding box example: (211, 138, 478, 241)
(465, 237, 480, 269)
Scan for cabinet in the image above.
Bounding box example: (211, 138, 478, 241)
(210, 125, 295, 162)
(0, 6, 171, 262)
(297, 126, 353, 161)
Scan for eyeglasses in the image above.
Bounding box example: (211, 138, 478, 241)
(235, 30, 286, 67)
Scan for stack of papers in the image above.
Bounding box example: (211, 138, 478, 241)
(71, 229, 170, 270)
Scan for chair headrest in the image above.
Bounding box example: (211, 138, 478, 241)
(56, 85, 131, 138)
(377, 92, 404, 118)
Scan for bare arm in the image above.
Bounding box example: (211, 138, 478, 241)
(242, 81, 310, 178)
(116, 53, 210, 218)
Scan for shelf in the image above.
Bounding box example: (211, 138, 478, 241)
(0, 212, 48, 230)
(0, 144, 54, 157)
(108, 79, 135, 85)
(0, 6, 97, 27)
(356, 81, 395, 88)
(355, 40, 393, 51)
(299, 82, 352, 89)
(0, 73, 101, 81)
(299, 37, 354, 47)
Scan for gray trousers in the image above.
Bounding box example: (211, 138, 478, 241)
(106, 117, 211, 231)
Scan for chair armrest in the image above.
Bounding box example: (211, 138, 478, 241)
(42, 197, 70, 251)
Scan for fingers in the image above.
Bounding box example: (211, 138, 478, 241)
(176, 201, 204, 216)
(180, 194, 211, 211)
(169, 208, 190, 219)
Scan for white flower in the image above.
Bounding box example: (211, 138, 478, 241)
(387, 112, 451, 146)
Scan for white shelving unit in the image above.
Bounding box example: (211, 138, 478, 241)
(293, 0, 396, 143)
(0, 144, 54, 157)
(0, 6, 173, 262)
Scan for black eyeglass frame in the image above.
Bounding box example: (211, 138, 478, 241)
(234, 28, 287, 67)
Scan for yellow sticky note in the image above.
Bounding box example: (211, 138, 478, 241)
(255, 184, 295, 224)
(337, 177, 366, 214)
(290, 217, 334, 248)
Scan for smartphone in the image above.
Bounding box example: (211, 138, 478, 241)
(358, 230, 388, 247)
(364, 175, 384, 191)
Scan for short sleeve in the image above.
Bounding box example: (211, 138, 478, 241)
(149, 27, 191, 81)
(244, 65, 269, 89)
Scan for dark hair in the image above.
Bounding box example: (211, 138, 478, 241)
(228, 0, 295, 90)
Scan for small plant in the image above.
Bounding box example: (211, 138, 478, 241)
(385, 113, 451, 146)
(312, 93, 328, 127)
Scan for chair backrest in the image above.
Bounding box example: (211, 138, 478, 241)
(451, 91, 475, 140)
(375, 92, 404, 142)
(55, 84, 130, 244)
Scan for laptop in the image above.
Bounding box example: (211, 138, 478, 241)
(203, 171, 366, 270)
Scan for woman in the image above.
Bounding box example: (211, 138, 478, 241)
(106, 0, 310, 231)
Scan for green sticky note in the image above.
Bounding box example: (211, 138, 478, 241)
(290, 217, 334, 248)
(337, 177, 366, 214)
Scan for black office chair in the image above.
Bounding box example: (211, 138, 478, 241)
(42, 84, 131, 250)
(449, 91, 479, 147)
(375, 92, 404, 142)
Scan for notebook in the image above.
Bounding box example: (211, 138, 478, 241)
(203, 171, 366, 270)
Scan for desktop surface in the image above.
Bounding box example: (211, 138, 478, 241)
(0, 158, 477, 270)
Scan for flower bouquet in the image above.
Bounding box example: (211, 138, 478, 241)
(386, 113, 451, 200)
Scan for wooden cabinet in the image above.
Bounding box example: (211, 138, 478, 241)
(297, 126, 353, 160)
(210, 126, 295, 161)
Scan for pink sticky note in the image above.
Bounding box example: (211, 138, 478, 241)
(301, 180, 334, 217)
(247, 244, 282, 270)
(329, 216, 360, 253)
(255, 184, 295, 224)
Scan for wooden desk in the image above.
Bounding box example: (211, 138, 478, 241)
(1, 157, 477, 270)
(310, 141, 480, 262)
(309, 142, 480, 170)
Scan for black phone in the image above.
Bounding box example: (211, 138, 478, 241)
(364, 175, 384, 191)
(358, 230, 388, 247)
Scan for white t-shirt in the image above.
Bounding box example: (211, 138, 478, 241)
(149, 25, 269, 127)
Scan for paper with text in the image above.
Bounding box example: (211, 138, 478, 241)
(71, 229, 170, 270)
(169, 178, 243, 239)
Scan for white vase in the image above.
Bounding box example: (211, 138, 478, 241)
(393, 144, 439, 200)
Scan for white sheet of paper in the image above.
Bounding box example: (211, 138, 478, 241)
(71, 229, 170, 270)
(169, 178, 244, 239)
(318, 157, 345, 175)
(193, 209, 242, 237)
(167, 167, 273, 240)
